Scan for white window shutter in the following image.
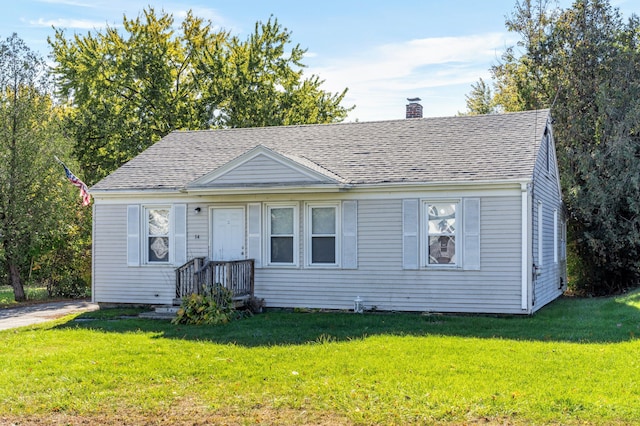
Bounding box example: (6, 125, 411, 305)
(402, 199, 419, 269)
(173, 204, 187, 266)
(247, 203, 262, 268)
(127, 205, 140, 266)
(463, 198, 480, 270)
(342, 200, 358, 269)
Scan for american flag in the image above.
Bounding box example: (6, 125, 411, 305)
(57, 158, 91, 206)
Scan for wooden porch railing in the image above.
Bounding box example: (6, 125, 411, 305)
(175, 258, 254, 302)
(175, 257, 206, 299)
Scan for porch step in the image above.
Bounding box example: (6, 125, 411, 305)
(138, 305, 179, 320)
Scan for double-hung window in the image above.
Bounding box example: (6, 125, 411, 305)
(127, 204, 186, 267)
(267, 204, 297, 265)
(146, 207, 170, 263)
(404, 198, 479, 270)
(307, 203, 339, 266)
(426, 202, 458, 266)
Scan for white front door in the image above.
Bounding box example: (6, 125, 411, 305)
(211, 207, 245, 261)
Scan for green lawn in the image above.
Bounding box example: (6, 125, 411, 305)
(1, 291, 639, 425)
(0, 285, 50, 306)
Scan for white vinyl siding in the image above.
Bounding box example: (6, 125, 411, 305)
(214, 154, 317, 185)
(255, 195, 524, 314)
(95, 204, 176, 304)
(530, 122, 565, 311)
(95, 193, 527, 313)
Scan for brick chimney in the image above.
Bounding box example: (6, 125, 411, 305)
(406, 97, 423, 119)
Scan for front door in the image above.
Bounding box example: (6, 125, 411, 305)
(211, 207, 245, 261)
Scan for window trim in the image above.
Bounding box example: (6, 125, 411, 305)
(305, 202, 341, 268)
(422, 199, 461, 269)
(144, 205, 172, 265)
(265, 203, 299, 267)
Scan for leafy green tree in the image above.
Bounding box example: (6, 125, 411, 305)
(49, 9, 351, 184)
(463, 78, 496, 115)
(208, 17, 350, 128)
(475, 0, 640, 293)
(0, 34, 85, 301)
(547, 2, 640, 293)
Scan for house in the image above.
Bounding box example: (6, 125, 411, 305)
(90, 107, 566, 314)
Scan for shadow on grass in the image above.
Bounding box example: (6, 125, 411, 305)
(56, 290, 640, 347)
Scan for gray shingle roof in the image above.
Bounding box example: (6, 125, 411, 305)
(91, 109, 550, 192)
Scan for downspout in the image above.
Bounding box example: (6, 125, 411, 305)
(521, 182, 532, 312)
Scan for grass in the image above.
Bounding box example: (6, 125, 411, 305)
(0, 291, 639, 425)
(0, 285, 50, 307)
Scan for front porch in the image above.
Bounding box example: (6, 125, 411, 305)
(175, 258, 255, 307)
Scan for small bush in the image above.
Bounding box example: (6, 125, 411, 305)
(172, 284, 236, 325)
(46, 276, 90, 299)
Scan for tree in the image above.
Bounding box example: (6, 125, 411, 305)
(463, 78, 496, 115)
(49, 9, 352, 184)
(207, 17, 350, 128)
(547, 2, 640, 293)
(0, 34, 82, 301)
(475, 0, 640, 293)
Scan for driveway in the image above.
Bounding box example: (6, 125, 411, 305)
(0, 300, 99, 330)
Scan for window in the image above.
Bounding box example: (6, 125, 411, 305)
(127, 204, 186, 267)
(146, 207, 170, 263)
(426, 202, 457, 265)
(267, 205, 297, 265)
(307, 203, 339, 266)
(404, 198, 479, 270)
(537, 201, 543, 266)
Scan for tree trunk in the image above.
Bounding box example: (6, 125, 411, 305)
(9, 262, 25, 302)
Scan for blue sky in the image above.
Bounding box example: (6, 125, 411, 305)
(2, 0, 637, 121)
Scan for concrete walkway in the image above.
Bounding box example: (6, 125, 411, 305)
(0, 300, 100, 330)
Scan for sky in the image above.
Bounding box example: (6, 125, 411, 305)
(1, 0, 637, 122)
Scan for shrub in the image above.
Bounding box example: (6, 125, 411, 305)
(46, 276, 91, 299)
(172, 284, 236, 325)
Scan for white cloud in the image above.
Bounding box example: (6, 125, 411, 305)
(36, 0, 97, 7)
(29, 17, 112, 29)
(306, 32, 516, 121)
